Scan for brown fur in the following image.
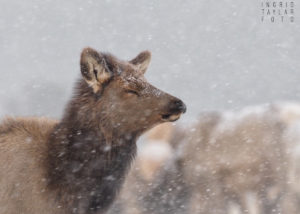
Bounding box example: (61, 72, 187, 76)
(0, 47, 186, 214)
(107, 123, 188, 214)
(107, 124, 175, 214)
(0, 117, 58, 214)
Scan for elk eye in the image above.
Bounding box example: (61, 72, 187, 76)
(125, 89, 139, 97)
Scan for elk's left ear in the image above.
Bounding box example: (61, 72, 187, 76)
(130, 50, 151, 74)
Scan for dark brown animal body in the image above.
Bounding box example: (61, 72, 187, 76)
(0, 48, 186, 214)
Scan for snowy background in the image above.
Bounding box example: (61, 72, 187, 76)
(1, 1, 300, 213)
(0, 0, 299, 124)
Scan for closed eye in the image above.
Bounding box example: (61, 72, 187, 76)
(125, 89, 140, 97)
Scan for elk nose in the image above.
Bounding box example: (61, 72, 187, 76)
(170, 99, 187, 114)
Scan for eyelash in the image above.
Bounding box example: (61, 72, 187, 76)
(125, 89, 140, 97)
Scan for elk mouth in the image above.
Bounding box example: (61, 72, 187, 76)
(161, 113, 182, 122)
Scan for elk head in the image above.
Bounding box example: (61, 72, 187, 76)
(79, 47, 186, 136)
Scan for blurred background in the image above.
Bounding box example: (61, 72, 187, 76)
(0, 0, 299, 124)
(1, 1, 300, 213)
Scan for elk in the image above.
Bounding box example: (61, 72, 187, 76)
(0, 47, 186, 214)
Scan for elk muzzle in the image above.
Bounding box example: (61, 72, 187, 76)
(161, 99, 187, 122)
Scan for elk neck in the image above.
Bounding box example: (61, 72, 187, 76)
(46, 80, 138, 213)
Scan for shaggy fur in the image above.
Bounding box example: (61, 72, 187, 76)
(0, 47, 186, 214)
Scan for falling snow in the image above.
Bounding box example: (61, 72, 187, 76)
(0, 0, 300, 214)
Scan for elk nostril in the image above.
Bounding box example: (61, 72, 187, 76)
(161, 100, 186, 122)
(178, 101, 187, 113)
(181, 102, 187, 113)
(172, 100, 187, 113)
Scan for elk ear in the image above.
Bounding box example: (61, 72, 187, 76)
(80, 47, 112, 93)
(130, 50, 151, 74)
